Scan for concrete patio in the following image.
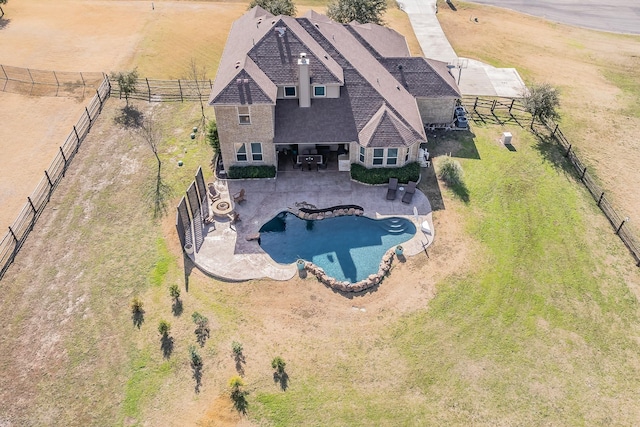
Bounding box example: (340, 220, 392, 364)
(189, 169, 434, 282)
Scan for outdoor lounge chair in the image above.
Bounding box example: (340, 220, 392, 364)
(386, 178, 398, 200)
(401, 181, 417, 204)
(233, 188, 246, 203)
(207, 183, 221, 202)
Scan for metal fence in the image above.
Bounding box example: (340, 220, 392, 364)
(109, 78, 212, 102)
(463, 96, 639, 267)
(0, 77, 112, 280)
(0, 64, 105, 98)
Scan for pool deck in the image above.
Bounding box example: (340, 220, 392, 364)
(189, 170, 434, 282)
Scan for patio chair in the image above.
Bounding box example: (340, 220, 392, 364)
(207, 183, 221, 202)
(233, 188, 246, 203)
(228, 211, 241, 224)
(386, 178, 398, 200)
(402, 181, 417, 204)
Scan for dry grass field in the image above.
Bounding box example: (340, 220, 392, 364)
(1, 1, 640, 426)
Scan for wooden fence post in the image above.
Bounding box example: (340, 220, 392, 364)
(44, 170, 54, 201)
(0, 64, 7, 80)
(85, 107, 92, 126)
(146, 78, 151, 102)
(508, 99, 515, 113)
(581, 166, 587, 181)
(178, 80, 184, 102)
(491, 99, 497, 113)
(565, 144, 572, 158)
(616, 218, 627, 235)
(53, 71, 60, 87)
(59, 147, 68, 177)
(80, 72, 86, 87)
(96, 89, 103, 108)
(27, 197, 37, 230)
(552, 124, 559, 138)
(26, 68, 35, 84)
(473, 97, 478, 110)
(597, 192, 605, 206)
(8, 226, 19, 254)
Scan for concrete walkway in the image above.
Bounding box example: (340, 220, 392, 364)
(189, 171, 434, 282)
(397, 0, 527, 98)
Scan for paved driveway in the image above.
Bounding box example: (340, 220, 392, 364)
(464, 0, 640, 34)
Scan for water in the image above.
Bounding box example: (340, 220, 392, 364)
(259, 212, 416, 283)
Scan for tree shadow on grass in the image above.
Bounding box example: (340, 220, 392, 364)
(234, 353, 246, 376)
(273, 371, 289, 391)
(114, 105, 143, 128)
(192, 361, 203, 393)
(132, 309, 145, 329)
(447, 181, 470, 204)
(172, 298, 183, 317)
(231, 390, 249, 414)
(160, 335, 174, 359)
(531, 125, 579, 178)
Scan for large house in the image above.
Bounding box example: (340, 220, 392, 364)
(209, 7, 461, 172)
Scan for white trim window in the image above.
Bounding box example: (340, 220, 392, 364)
(359, 146, 365, 163)
(373, 148, 384, 165)
(387, 148, 398, 165)
(238, 106, 250, 125)
(284, 86, 297, 97)
(251, 142, 263, 161)
(235, 143, 248, 162)
(313, 85, 326, 97)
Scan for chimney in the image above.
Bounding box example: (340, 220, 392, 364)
(297, 53, 310, 108)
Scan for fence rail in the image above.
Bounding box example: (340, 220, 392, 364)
(0, 64, 105, 98)
(463, 96, 639, 267)
(0, 77, 111, 280)
(109, 78, 213, 102)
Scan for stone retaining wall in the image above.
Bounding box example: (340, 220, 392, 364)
(291, 206, 364, 220)
(302, 247, 397, 293)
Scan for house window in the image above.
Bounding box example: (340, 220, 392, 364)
(238, 106, 250, 125)
(235, 143, 247, 162)
(373, 148, 384, 165)
(251, 142, 263, 161)
(314, 86, 326, 97)
(359, 146, 365, 163)
(284, 86, 296, 97)
(387, 148, 398, 165)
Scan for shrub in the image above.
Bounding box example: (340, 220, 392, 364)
(271, 356, 286, 374)
(438, 157, 464, 187)
(192, 312, 210, 346)
(229, 375, 248, 413)
(130, 296, 143, 314)
(169, 284, 180, 300)
(207, 120, 220, 153)
(228, 165, 276, 179)
(350, 162, 420, 185)
(232, 341, 243, 356)
(158, 319, 171, 336)
(189, 344, 202, 367)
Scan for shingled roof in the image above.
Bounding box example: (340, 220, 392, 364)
(211, 7, 461, 147)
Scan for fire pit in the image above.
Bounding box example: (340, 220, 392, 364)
(212, 199, 234, 217)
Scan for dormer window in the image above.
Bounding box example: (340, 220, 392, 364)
(314, 86, 326, 97)
(284, 86, 297, 97)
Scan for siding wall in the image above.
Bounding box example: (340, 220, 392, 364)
(417, 97, 457, 124)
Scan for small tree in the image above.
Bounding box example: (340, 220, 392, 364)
(130, 297, 144, 314)
(228, 375, 248, 413)
(327, 0, 387, 25)
(192, 312, 210, 347)
(158, 320, 171, 336)
(249, 0, 295, 16)
(207, 120, 220, 154)
(523, 82, 561, 126)
(232, 341, 243, 357)
(139, 115, 172, 218)
(184, 58, 208, 131)
(189, 344, 202, 367)
(271, 356, 286, 374)
(110, 68, 139, 106)
(169, 284, 180, 300)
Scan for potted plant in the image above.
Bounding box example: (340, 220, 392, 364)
(296, 259, 306, 271)
(395, 245, 403, 256)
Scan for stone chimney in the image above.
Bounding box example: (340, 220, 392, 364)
(298, 53, 310, 108)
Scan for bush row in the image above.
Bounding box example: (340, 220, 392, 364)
(350, 162, 420, 185)
(228, 165, 276, 179)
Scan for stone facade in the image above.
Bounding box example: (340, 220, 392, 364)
(353, 143, 419, 168)
(214, 104, 277, 169)
(417, 97, 457, 125)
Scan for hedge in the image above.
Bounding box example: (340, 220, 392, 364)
(350, 162, 420, 185)
(228, 165, 276, 179)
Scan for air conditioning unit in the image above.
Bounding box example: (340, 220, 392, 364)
(501, 132, 512, 145)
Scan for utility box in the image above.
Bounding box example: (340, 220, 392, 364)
(501, 132, 512, 145)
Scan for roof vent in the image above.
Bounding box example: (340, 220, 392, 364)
(243, 79, 249, 84)
(235, 61, 241, 69)
(274, 26, 286, 37)
(396, 85, 401, 90)
(398, 64, 403, 70)
(236, 79, 242, 85)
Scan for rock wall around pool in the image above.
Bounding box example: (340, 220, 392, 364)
(289, 205, 364, 220)
(303, 247, 397, 292)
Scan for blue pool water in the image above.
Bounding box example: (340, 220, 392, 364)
(259, 212, 416, 283)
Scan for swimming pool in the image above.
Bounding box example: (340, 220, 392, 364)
(259, 212, 416, 283)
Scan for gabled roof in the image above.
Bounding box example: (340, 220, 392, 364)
(380, 57, 460, 98)
(347, 21, 411, 58)
(359, 104, 423, 147)
(302, 12, 425, 139)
